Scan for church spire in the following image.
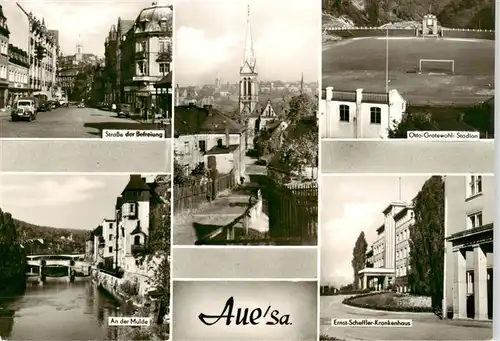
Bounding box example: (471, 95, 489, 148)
(241, 5, 256, 74)
(300, 73, 304, 93)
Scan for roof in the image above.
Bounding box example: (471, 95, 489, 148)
(115, 196, 123, 209)
(122, 175, 150, 194)
(94, 225, 103, 236)
(205, 144, 239, 155)
(119, 19, 135, 35)
(135, 3, 173, 34)
(175, 104, 245, 136)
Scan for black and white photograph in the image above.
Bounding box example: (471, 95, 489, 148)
(320, 175, 493, 341)
(172, 0, 319, 246)
(320, 1, 495, 139)
(0, 1, 172, 138)
(0, 174, 171, 341)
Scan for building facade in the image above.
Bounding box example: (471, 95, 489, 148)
(358, 202, 414, 292)
(8, 44, 30, 104)
(443, 175, 493, 320)
(0, 5, 10, 109)
(25, 14, 58, 98)
(104, 25, 118, 103)
(320, 87, 406, 138)
(174, 104, 247, 182)
(121, 2, 172, 118)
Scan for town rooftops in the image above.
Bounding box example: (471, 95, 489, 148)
(205, 144, 239, 155)
(174, 104, 245, 136)
(122, 174, 150, 194)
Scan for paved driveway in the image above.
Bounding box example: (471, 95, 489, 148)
(321, 295, 492, 340)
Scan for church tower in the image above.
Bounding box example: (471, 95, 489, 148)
(76, 34, 83, 62)
(239, 5, 258, 116)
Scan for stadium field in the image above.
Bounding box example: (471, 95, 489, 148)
(322, 37, 494, 105)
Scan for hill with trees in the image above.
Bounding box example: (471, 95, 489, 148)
(12, 217, 88, 255)
(323, 0, 494, 30)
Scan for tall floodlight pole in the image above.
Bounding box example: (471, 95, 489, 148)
(385, 28, 389, 93)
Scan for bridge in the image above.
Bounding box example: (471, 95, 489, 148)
(26, 254, 92, 282)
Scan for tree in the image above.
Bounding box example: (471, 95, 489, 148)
(388, 112, 440, 138)
(0, 209, 27, 295)
(288, 93, 316, 121)
(351, 231, 368, 290)
(278, 129, 318, 176)
(173, 159, 189, 185)
(408, 176, 444, 308)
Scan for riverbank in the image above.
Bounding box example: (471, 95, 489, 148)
(93, 267, 169, 341)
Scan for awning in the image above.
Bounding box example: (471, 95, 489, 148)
(154, 72, 172, 89)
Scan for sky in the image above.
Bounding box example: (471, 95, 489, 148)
(2, 0, 157, 56)
(320, 175, 431, 288)
(0, 174, 154, 231)
(175, 0, 320, 85)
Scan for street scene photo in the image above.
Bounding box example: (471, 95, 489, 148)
(0, 1, 172, 138)
(173, 0, 319, 246)
(320, 175, 493, 341)
(0, 174, 171, 341)
(320, 0, 494, 139)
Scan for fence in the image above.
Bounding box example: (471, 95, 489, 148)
(174, 169, 236, 213)
(324, 26, 495, 40)
(267, 182, 318, 245)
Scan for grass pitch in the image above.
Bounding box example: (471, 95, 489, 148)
(322, 37, 494, 105)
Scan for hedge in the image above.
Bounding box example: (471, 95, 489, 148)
(343, 292, 434, 313)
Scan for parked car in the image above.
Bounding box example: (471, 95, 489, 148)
(38, 100, 51, 112)
(117, 104, 132, 118)
(11, 98, 37, 121)
(58, 98, 68, 107)
(49, 100, 59, 109)
(77, 102, 85, 108)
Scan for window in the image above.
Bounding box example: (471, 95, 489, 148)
(159, 62, 169, 74)
(339, 104, 349, 122)
(370, 107, 381, 124)
(467, 211, 483, 229)
(137, 61, 145, 75)
(108, 247, 113, 253)
(109, 234, 113, 241)
(467, 175, 482, 198)
(159, 40, 169, 53)
(134, 235, 141, 245)
(217, 138, 223, 147)
(184, 141, 190, 154)
(198, 140, 206, 153)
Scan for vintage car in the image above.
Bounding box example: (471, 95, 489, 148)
(12, 98, 37, 121)
(117, 103, 132, 118)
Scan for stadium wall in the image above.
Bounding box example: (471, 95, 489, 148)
(324, 27, 495, 40)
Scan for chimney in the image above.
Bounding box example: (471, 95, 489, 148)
(225, 127, 230, 148)
(326, 86, 334, 100)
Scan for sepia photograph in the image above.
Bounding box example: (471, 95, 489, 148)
(0, 1, 172, 138)
(0, 174, 171, 341)
(320, 175, 493, 341)
(173, 0, 319, 246)
(320, 0, 495, 139)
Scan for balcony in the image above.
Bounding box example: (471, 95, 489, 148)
(135, 50, 147, 60)
(132, 75, 154, 82)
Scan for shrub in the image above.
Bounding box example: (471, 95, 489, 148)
(343, 292, 434, 312)
(120, 279, 140, 296)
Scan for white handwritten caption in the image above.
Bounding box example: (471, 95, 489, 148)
(331, 318, 412, 327)
(108, 317, 151, 326)
(102, 129, 166, 140)
(407, 131, 480, 140)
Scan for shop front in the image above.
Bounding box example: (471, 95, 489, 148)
(8, 82, 32, 106)
(0, 80, 8, 109)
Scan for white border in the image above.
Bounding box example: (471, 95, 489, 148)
(173, 278, 318, 282)
(493, 0, 499, 338)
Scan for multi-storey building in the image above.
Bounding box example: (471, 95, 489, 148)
(0, 5, 10, 109)
(7, 44, 30, 104)
(358, 201, 414, 292)
(104, 25, 118, 103)
(116, 18, 135, 103)
(443, 175, 493, 320)
(24, 12, 58, 98)
(320, 87, 406, 138)
(102, 218, 117, 268)
(121, 2, 172, 118)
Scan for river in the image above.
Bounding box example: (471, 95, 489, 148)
(0, 279, 123, 341)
